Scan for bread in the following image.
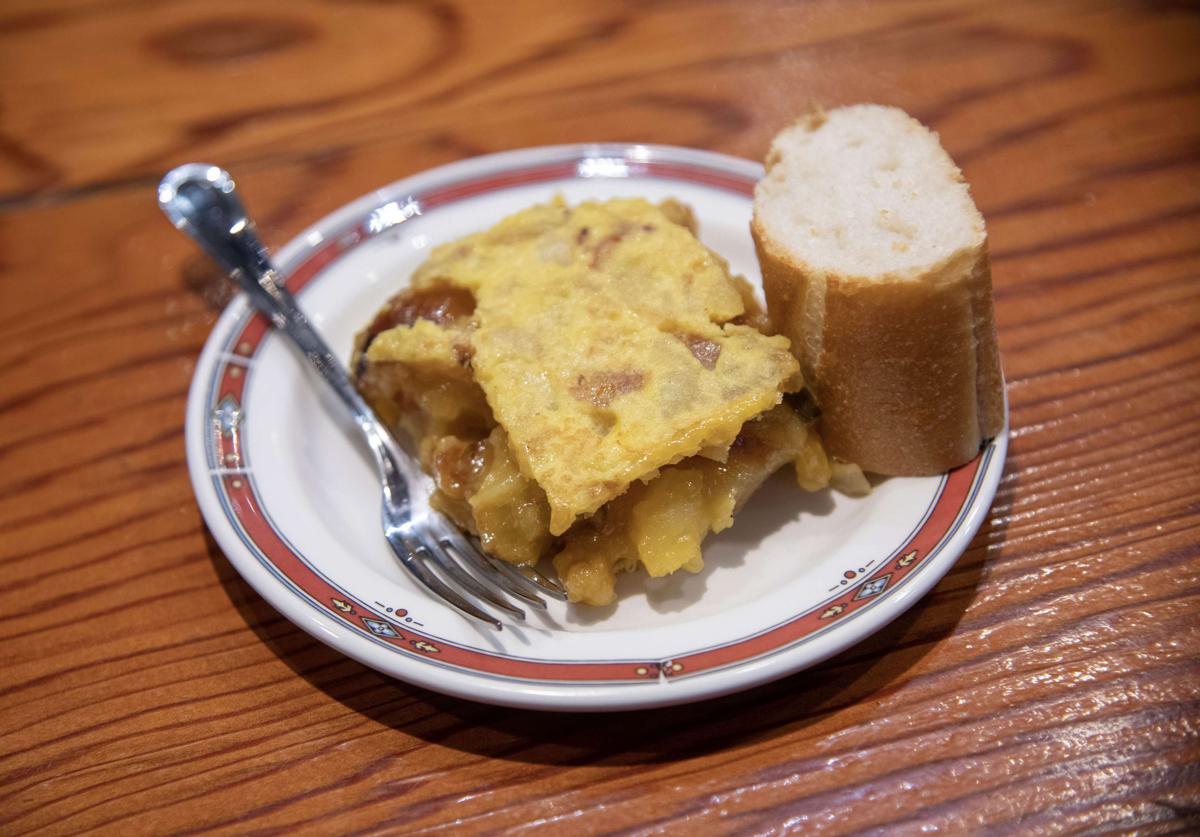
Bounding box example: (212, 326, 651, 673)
(752, 104, 1005, 475)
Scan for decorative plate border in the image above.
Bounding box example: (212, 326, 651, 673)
(192, 145, 1001, 694)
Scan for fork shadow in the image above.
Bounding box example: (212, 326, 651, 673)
(206, 476, 1010, 766)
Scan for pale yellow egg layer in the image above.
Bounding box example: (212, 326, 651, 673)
(367, 198, 799, 535)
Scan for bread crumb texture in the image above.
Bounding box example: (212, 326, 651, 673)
(756, 104, 985, 278)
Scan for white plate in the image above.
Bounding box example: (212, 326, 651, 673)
(187, 143, 1006, 712)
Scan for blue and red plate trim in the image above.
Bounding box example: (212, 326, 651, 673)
(204, 155, 992, 685)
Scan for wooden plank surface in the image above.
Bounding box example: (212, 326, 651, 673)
(2, 0, 1198, 832)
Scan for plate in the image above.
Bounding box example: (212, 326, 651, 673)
(187, 143, 1006, 711)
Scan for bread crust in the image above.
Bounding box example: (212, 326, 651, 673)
(753, 219, 1005, 476)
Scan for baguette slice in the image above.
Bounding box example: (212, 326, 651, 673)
(752, 105, 1005, 475)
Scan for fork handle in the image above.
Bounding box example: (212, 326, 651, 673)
(158, 163, 412, 479)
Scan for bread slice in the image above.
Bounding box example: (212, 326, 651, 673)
(752, 105, 1005, 475)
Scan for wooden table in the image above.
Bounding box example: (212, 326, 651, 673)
(3, 0, 1198, 832)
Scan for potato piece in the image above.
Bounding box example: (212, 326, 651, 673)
(629, 468, 708, 577)
(468, 428, 553, 566)
(831, 460, 872, 496)
(794, 426, 833, 491)
(553, 528, 637, 606)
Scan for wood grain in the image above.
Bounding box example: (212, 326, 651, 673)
(2, 0, 1199, 833)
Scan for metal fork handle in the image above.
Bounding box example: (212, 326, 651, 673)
(159, 163, 561, 630)
(157, 164, 414, 486)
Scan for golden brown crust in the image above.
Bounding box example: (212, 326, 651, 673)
(752, 217, 1004, 476)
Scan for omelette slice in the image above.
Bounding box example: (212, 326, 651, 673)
(355, 197, 833, 604)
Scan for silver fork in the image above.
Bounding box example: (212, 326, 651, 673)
(158, 163, 566, 629)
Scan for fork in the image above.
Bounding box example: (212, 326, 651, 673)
(158, 163, 566, 629)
